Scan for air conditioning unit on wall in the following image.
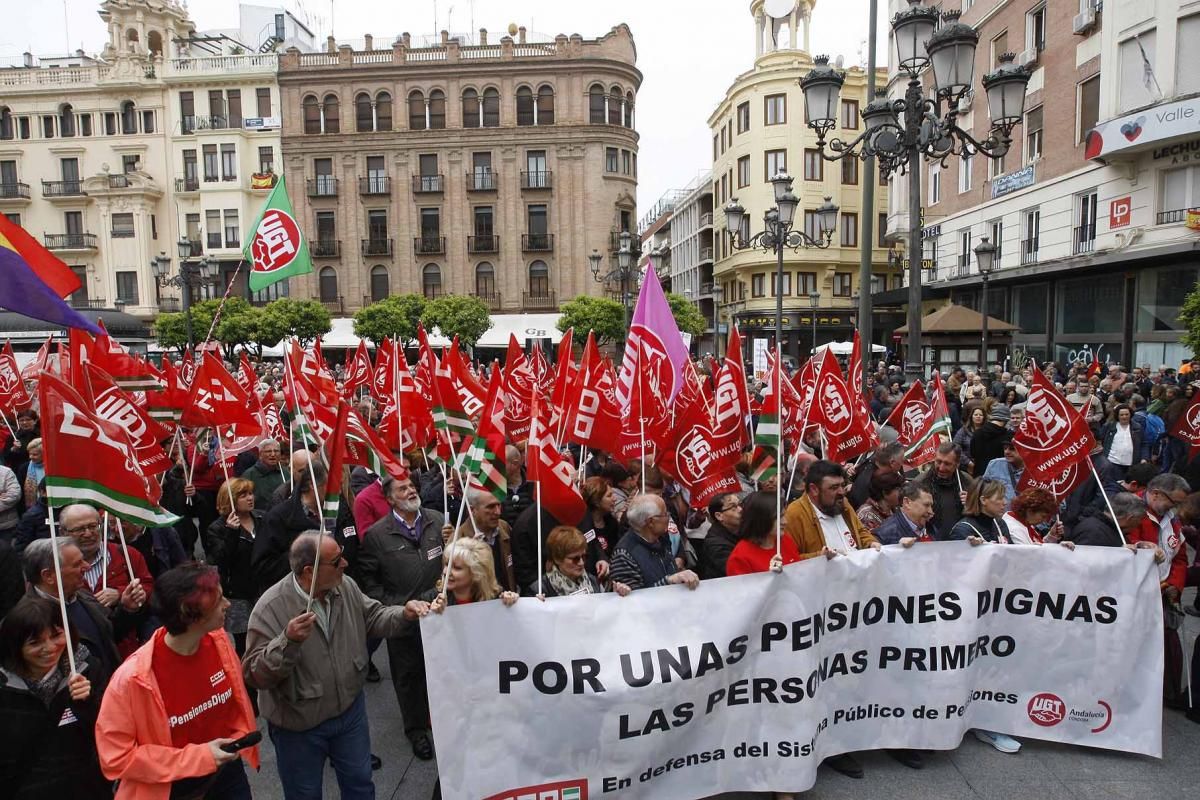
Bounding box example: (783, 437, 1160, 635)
(1073, 8, 1097, 35)
(1017, 48, 1038, 67)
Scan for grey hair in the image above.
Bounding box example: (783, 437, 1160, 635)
(1148, 473, 1191, 496)
(58, 503, 99, 527)
(258, 438, 281, 451)
(467, 488, 495, 508)
(22, 537, 79, 585)
(626, 493, 665, 531)
(288, 531, 325, 576)
(935, 440, 960, 459)
(1110, 492, 1148, 523)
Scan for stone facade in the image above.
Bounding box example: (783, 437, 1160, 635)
(276, 26, 641, 316)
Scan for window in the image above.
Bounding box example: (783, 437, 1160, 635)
(259, 146, 274, 174)
(606, 147, 619, 173)
(408, 90, 426, 130)
(79, 114, 91, 136)
(737, 156, 751, 188)
(878, 213, 888, 248)
(418, 154, 439, 191)
(1021, 208, 1040, 264)
(529, 260, 550, 296)
(420, 208, 441, 239)
(221, 144, 236, 180)
(737, 102, 750, 134)
(474, 206, 494, 238)
(841, 100, 859, 130)
(841, 212, 858, 247)
(589, 85, 606, 124)
(422, 264, 441, 298)
(713, 135, 718, 161)
(516, 86, 535, 126)
(841, 157, 858, 185)
(988, 151, 1007, 179)
(256, 87, 272, 117)
(0, 107, 13, 140)
(771, 272, 791, 296)
(803, 211, 821, 240)
(111, 213, 134, 238)
(797, 272, 817, 295)
(59, 104, 75, 137)
(525, 150, 548, 188)
(929, 164, 941, 204)
(64, 210, 83, 235)
(752, 274, 765, 297)
(180, 91, 195, 132)
(958, 229, 972, 274)
(989, 219, 1004, 264)
(720, 125, 727, 155)
(122, 154, 138, 173)
(476, 263, 496, 297)
(870, 273, 884, 293)
(202, 145, 218, 181)
(209, 90, 227, 126)
(42, 115, 55, 139)
(1078, 76, 1100, 143)
(315, 211, 336, 245)
(322, 93, 340, 133)
(1025, 106, 1043, 163)
(1027, 4, 1047, 53)
(367, 209, 388, 245)
(608, 87, 623, 125)
(227, 90, 242, 127)
(472, 152, 493, 189)
(104, 113, 116, 136)
(370, 265, 389, 302)
(833, 273, 852, 297)
(302, 95, 321, 134)
(803, 148, 821, 181)
(1162, 165, 1200, 221)
(462, 89, 480, 127)
(537, 85, 555, 125)
(765, 94, 786, 125)
(141, 110, 154, 133)
(428, 90, 446, 129)
(991, 31, 1008, 67)
(355, 92, 373, 132)
(121, 101, 137, 134)
(1119, 32, 1157, 114)
(1178, 15, 1200, 96)
(116, 272, 139, 305)
(375, 92, 392, 131)
(622, 150, 631, 175)
(958, 152, 972, 193)
(527, 204, 548, 241)
(314, 157, 334, 195)
(185, 213, 201, 246)
(481, 88, 499, 127)
(1076, 191, 1098, 253)
(319, 266, 338, 301)
(223, 209, 239, 248)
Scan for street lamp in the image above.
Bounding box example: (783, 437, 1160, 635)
(808, 289, 821, 353)
(151, 236, 216, 349)
(723, 172, 836, 362)
(800, 1, 1032, 382)
(589, 231, 642, 343)
(974, 235, 997, 371)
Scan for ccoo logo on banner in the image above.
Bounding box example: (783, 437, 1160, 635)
(423, 543, 1163, 800)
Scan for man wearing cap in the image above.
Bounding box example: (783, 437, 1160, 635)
(970, 405, 1011, 479)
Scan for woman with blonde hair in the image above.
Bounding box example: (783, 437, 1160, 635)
(536, 526, 632, 598)
(428, 537, 519, 611)
(948, 478, 1011, 543)
(206, 477, 262, 654)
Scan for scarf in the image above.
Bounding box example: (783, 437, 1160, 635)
(545, 567, 595, 597)
(25, 643, 91, 707)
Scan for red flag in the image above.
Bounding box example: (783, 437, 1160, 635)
(651, 369, 740, 508)
(20, 336, 52, 382)
(236, 352, 258, 398)
(92, 320, 160, 391)
(178, 350, 197, 391)
(345, 406, 409, 479)
(181, 353, 262, 435)
(0, 341, 31, 413)
(848, 332, 880, 450)
(811, 348, 873, 463)
(0, 211, 82, 297)
(1086, 355, 1103, 382)
(79, 362, 172, 476)
(370, 337, 395, 404)
(1014, 367, 1099, 495)
(527, 388, 585, 524)
(343, 340, 373, 398)
(562, 332, 622, 454)
(884, 381, 931, 450)
(145, 356, 189, 423)
(502, 334, 536, 443)
(284, 342, 338, 444)
(550, 328, 576, 420)
(1171, 390, 1200, 458)
(445, 337, 486, 418)
(300, 337, 338, 406)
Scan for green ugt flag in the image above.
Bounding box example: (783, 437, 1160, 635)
(245, 174, 313, 292)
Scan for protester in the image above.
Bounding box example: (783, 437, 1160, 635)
(253, 461, 329, 593)
(917, 442, 974, 539)
(3, 408, 39, 473)
(579, 476, 620, 564)
(1069, 491, 1149, 548)
(855, 469, 904, 533)
(783, 460, 882, 558)
(948, 479, 1011, 543)
(534, 526, 632, 597)
(455, 489, 517, 593)
(970, 406, 1011, 478)
(980, 439, 1024, 508)
(600, 461, 638, 522)
(1062, 452, 1125, 533)
(608, 494, 700, 591)
(0, 457, 21, 542)
(726, 491, 801, 576)
(96, 563, 260, 799)
(13, 478, 49, 552)
(500, 445, 533, 526)
(1099, 404, 1142, 478)
(122, 520, 189, 581)
(847, 442, 904, 508)
(17, 437, 43, 508)
(208, 478, 264, 655)
(1001, 488, 1062, 545)
(953, 407, 985, 473)
(427, 537, 520, 609)
(875, 483, 936, 545)
(240, 438, 287, 510)
(351, 469, 390, 534)
(0, 596, 110, 800)
(244, 532, 429, 795)
(699, 492, 742, 579)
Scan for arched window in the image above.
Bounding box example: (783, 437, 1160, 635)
(516, 86, 534, 126)
(121, 100, 137, 134)
(422, 264, 442, 299)
(0, 107, 12, 140)
(126, 28, 140, 47)
(462, 88, 480, 128)
(608, 86, 622, 126)
(528, 260, 549, 297)
(147, 30, 163, 57)
(428, 90, 446, 129)
(589, 84, 606, 124)
(318, 267, 338, 302)
(408, 90, 426, 130)
(482, 88, 500, 127)
(302, 95, 321, 133)
(375, 91, 392, 130)
(322, 93, 340, 134)
(475, 262, 496, 297)
(370, 265, 389, 302)
(59, 104, 75, 137)
(537, 85, 555, 125)
(625, 91, 635, 128)
(355, 92, 373, 132)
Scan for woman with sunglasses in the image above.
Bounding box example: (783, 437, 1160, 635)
(534, 527, 632, 598)
(948, 479, 1011, 543)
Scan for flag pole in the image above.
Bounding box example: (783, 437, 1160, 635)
(101, 511, 109, 592)
(114, 517, 136, 584)
(775, 347, 783, 560)
(289, 341, 326, 614)
(638, 360, 646, 493)
(1088, 458, 1126, 544)
(45, 509, 78, 676)
(535, 480, 544, 597)
(216, 425, 237, 518)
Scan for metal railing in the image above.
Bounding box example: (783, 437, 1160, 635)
(520, 170, 552, 189)
(157, 298, 181, 312)
(111, 226, 135, 239)
(306, 177, 338, 197)
(523, 290, 557, 309)
(522, 233, 554, 251)
(468, 235, 498, 253)
(1073, 223, 1096, 255)
(699, 245, 714, 262)
(185, 239, 203, 257)
(312, 239, 341, 257)
(955, 256, 972, 278)
(422, 287, 444, 300)
(1157, 209, 1188, 225)
(359, 176, 390, 195)
(320, 296, 344, 314)
(0, 182, 30, 199)
(699, 212, 714, 228)
(69, 297, 105, 309)
(1019, 238, 1039, 266)
(44, 232, 97, 249)
(466, 171, 497, 191)
(413, 174, 444, 193)
(361, 238, 393, 256)
(414, 236, 446, 255)
(42, 180, 86, 197)
(175, 177, 199, 192)
(477, 292, 502, 310)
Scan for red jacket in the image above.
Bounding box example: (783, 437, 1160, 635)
(352, 480, 389, 538)
(1131, 505, 1186, 594)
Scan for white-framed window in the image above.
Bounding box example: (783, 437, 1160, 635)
(959, 152, 973, 193)
(988, 219, 1003, 265)
(958, 229, 972, 274)
(1027, 3, 1047, 53)
(988, 151, 1007, 179)
(1160, 165, 1200, 222)
(929, 164, 941, 204)
(1176, 15, 1200, 96)
(1119, 31, 1158, 114)
(1025, 106, 1043, 163)
(1021, 208, 1040, 265)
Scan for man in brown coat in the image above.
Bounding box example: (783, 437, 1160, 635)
(784, 459, 881, 558)
(454, 488, 517, 593)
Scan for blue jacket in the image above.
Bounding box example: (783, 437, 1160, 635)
(608, 530, 678, 590)
(981, 457, 1022, 509)
(875, 511, 931, 545)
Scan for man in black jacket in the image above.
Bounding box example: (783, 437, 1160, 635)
(500, 445, 532, 527)
(1070, 491, 1151, 549)
(970, 405, 1011, 478)
(698, 493, 742, 580)
(608, 495, 699, 591)
(1062, 452, 1124, 534)
(847, 443, 904, 509)
(252, 462, 352, 594)
(917, 441, 974, 540)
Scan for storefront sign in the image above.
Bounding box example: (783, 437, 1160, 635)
(1086, 96, 1200, 161)
(1109, 196, 1132, 229)
(991, 165, 1036, 199)
(243, 116, 281, 130)
(1152, 139, 1200, 164)
(921, 224, 941, 239)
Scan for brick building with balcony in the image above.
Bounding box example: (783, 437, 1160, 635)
(276, 24, 641, 315)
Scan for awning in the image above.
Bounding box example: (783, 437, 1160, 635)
(812, 341, 888, 356)
(895, 303, 1017, 334)
(471, 313, 563, 349)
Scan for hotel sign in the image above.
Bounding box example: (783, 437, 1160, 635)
(991, 164, 1036, 199)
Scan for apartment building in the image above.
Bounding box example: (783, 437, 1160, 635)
(711, 0, 893, 361)
(276, 25, 641, 315)
(668, 171, 717, 356)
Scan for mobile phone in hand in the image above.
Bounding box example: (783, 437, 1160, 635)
(220, 731, 263, 753)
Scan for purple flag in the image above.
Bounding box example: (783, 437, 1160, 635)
(0, 229, 101, 335)
(616, 261, 689, 409)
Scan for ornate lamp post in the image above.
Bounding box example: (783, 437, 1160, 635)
(151, 236, 216, 349)
(808, 289, 821, 353)
(723, 172, 837, 359)
(799, 0, 1031, 381)
(974, 235, 997, 371)
(589, 230, 642, 345)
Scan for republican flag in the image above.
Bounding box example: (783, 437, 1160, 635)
(181, 353, 262, 436)
(1086, 355, 1103, 382)
(617, 264, 689, 409)
(0, 341, 31, 414)
(0, 215, 99, 335)
(1015, 367, 1099, 497)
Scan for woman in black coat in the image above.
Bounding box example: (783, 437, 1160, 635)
(948, 479, 1012, 543)
(0, 597, 111, 800)
(207, 477, 266, 655)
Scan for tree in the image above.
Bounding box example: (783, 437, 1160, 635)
(666, 293, 706, 338)
(153, 298, 219, 353)
(424, 296, 492, 349)
(352, 294, 427, 347)
(1181, 284, 1200, 359)
(213, 298, 263, 360)
(557, 295, 625, 346)
(256, 298, 332, 346)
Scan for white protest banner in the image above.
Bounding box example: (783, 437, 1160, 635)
(422, 542, 1163, 800)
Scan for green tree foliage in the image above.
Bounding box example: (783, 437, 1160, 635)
(1181, 284, 1200, 359)
(213, 298, 262, 359)
(256, 298, 332, 346)
(352, 294, 427, 346)
(557, 295, 626, 346)
(424, 296, 493, 349)
(666, 293, 706, 337)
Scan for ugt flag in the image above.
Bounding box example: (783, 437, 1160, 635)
(246, 175, 312, 292)
(616, 263, 689, 409)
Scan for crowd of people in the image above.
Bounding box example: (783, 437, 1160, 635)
(0, 351, 1198, 800)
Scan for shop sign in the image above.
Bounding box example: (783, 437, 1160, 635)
(1085, 96, 1200, 161)
(1152, 139, 1200, 164)
(991, 164, 1036, 199)
(1109, 196, 1132, 229)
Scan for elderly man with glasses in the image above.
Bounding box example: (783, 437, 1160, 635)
(240, 438, 287, 510)
(59, 504, 150, 615)
(608, 494, 700, 591)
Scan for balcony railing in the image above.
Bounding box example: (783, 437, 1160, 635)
(523, 290, 557, 310)
(522, 233, 554, 251)
(312, 239, 340, 258)
(175, 177, 199, 192)
(699, 212, 714, 228)
(1019, 238, 1039, 266)
(1157, 209, 1188, 225)
(107, 174, 131, 188)
(44, 232, 97, 250)
(157, 298, 181, 312)
(699, 245, 714, 262)
(180, 115, 237, 133)
(521, 170, 552, 189)
(0, 182, 30, 200)
(468, 234, 499, 253)
(361, 238, 393, 256)
(185, 239, 203, 257)
(320, 296, 344, 314)
(69, 297, 105, 309)
(1073, 223, 1096, 255)
(413, 174, 444, 193)
(422, 287, 444, 300)
(955, 256, 972, 279)
(42, 180, 86, 197)
(359, 176, 391, 195)
(477, 292, 502, 310)
(466, 171, 497, 191)
(306, 177, 338, 197)
(414, 236, 446, 255)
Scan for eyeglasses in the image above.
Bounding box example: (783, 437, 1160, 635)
(720, 501, 742, 512)
(563, 554, 586, 563)
(63, 522, 101, 535)
(318, 549, 346, 568)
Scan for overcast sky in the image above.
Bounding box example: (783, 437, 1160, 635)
(5, 0, 889, 217)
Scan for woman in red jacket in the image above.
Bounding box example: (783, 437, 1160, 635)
(725, 491, 802, 577)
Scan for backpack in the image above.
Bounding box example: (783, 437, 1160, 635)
(1138, 411, 1166, 455)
